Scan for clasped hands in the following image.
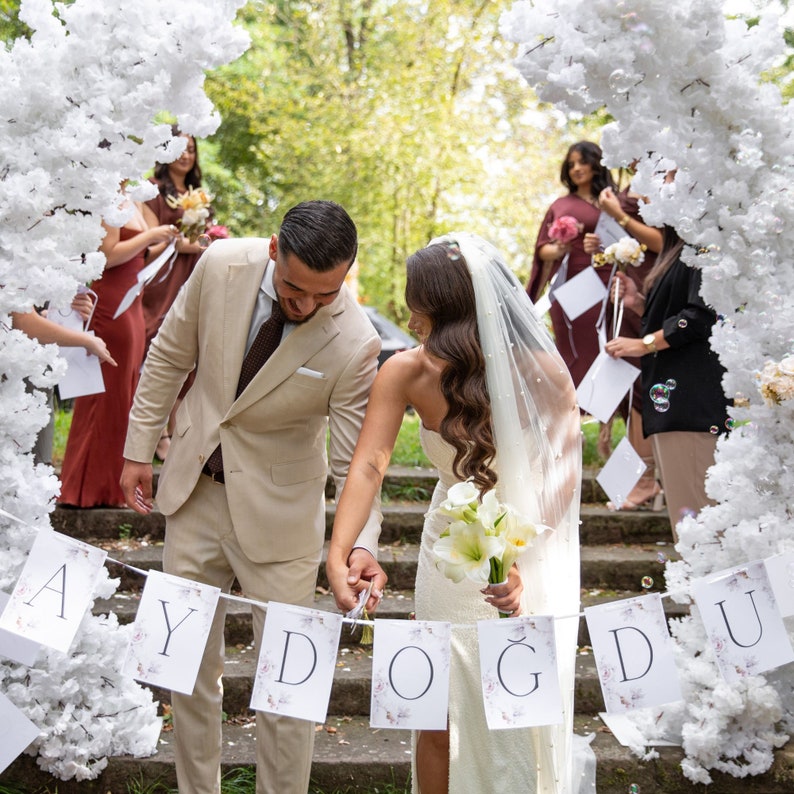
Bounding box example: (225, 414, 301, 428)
(327, 548, 387, 617)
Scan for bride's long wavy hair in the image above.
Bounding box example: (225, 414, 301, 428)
(405, 244, 497, 492)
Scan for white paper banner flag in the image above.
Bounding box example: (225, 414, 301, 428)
(122, 570, 220, 695)
(692, 561, 794, 683)
(477, 615, 563, 729)
(251, 602, 342, 723)
(0, 591, 41, 665)
(370, 619, 451, 730)
(764, 551, 794, 618)
(576, 350, 640, 424)
(552, 265, 609, 322)
(0, 690, 40, 775)
(596, 437, 647, 510)
(0, 530, 107, 653)
(585, 593, 682, 713)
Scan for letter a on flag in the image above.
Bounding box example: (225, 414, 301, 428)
(0, 529, 107, 653)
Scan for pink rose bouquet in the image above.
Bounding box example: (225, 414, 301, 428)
(548, 215, 582, 244)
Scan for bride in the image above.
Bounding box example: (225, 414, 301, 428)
(326, 234, 591, 793)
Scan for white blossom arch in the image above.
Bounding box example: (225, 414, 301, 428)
(501, 0, 794, 783)
(0, 0, 248, 780)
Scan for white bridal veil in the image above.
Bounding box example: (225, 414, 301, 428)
(429, 233, 594, 793)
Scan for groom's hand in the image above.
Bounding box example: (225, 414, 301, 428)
(120, 459, 154, 514)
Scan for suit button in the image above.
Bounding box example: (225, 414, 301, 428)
(198, 454, 205, 463)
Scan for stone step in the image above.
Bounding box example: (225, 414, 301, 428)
(101, 540, 679, 595)
(140, 644, 607, 720)
(52, 501, 674, 547)
(4, 715, 794, 793)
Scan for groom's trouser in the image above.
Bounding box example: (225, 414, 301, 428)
(163, 474, 321, 794)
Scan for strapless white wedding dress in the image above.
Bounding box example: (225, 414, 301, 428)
(411, 424, 538, 793)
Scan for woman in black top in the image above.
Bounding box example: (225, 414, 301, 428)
(605, 226, 729, 539)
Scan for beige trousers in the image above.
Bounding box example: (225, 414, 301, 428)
(652, 430, 718, 541)
(163, 474, 321, 794)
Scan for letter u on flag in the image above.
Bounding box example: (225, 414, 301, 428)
(0, 529, 107, 653)
(122, 570, 221, 694)
(692, 560, 794, 683)
(250, 602, 342, 723)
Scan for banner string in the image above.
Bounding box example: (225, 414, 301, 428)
(1, 506, 696, 634)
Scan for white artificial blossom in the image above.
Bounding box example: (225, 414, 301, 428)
(0, 0, 248, 780)
(501, 0, 794, 783)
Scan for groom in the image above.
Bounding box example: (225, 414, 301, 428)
(120, 200, 387, 794)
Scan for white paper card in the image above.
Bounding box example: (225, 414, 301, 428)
(764, 551, 794, 618)
(0, 591, 41, 665)
(47, 295, 105, 399)
(0, 690, 40, 774)
(0, 530, 107, 653)
(57, 335, 105, 399)
(552, 266, 608, 322)
(692, 561, 794, 683)
(599, 710, 681, 747)
(596, 437, 647, 510)
(113, 241, 176, 319)
(122, 570, 220, 695)
(576, 350, 640, 424)
(251, 602, 342, 723)
(594, 212, 626, 249)
(585, 593, 682, 713)
(477, 615, 563, 729)
(370, 619, 451, 730)
(534, 291, 551, 318)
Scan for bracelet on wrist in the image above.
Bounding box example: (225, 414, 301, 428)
(618, 215, 630, 228)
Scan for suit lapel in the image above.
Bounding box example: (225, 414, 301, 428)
(226, 293, 346, 418)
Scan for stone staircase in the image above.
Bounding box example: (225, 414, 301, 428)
(3, 467, 794, 793)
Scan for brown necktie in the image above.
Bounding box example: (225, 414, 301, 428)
(203, 301, 285, 481)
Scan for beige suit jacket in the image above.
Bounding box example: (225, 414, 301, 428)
(123, 237, 382, 563)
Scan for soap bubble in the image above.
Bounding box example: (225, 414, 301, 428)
(609, 69, 636, 93)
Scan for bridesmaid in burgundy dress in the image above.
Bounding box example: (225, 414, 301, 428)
(141, 130, 211, 462)
(58, 197, 176, 507)
(528, 141, 618, 389)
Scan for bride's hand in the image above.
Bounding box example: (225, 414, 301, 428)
(483, 565, 523, 617)
(326, 548, 386, 614)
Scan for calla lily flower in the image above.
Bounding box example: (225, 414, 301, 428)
(433, 520, 505, 584)
(436, 480, 480, 522)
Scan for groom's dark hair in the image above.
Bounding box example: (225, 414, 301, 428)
(278, 200, 358, 272)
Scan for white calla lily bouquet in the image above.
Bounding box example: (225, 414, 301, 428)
(431, 481, 547, 599)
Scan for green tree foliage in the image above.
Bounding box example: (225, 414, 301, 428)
(205, 0, 577, 321)
(1, 0, 30, 42)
